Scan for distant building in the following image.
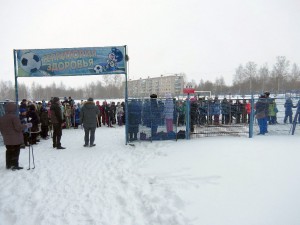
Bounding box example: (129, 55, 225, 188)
(128, 74, 184, 98)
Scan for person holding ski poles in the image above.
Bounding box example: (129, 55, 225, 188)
(0, 102, 32, 170)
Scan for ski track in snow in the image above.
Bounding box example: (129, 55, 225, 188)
(0, 127, 201, 225)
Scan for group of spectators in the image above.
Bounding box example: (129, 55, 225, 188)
(0, 96, 126, 170)
(128, 91, 300, 139)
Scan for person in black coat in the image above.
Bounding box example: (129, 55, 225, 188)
(50, 97, 65, 149)
(40, 107, 50, 139)
(128, 100, 141, 141)
(27, 104, 40, 144)
(80, 97, 100, 147)
(149, 94, 160, 137)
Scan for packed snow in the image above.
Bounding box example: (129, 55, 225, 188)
(1, 125, 300, 225)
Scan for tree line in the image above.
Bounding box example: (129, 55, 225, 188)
(194, 56, 300, 96)
(0, 75, 125, 101)
(1, 56, 299, 101)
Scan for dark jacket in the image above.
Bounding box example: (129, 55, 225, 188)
(255, 98, 268, 119)
(0, 103, 27, 145)
(27, 106, 40, 132)
(128, 100, 141, 132)
(40, 109, 50, 126)
(80, 101, 100, 128)
(50, 102, 63, 124)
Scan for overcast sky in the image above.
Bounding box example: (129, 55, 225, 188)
(0, 0, 299, 88)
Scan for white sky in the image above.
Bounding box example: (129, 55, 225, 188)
(0, 0, 299, 87)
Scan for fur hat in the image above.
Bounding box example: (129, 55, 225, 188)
(150, 94, 157, 99)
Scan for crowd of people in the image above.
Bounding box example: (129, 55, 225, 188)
(0, 96, 126, 170)
(2, 92, 300, 170)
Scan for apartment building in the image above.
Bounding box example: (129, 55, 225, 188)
(128, 74, 184, 98)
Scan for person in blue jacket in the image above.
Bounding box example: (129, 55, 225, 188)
(284, 97, 294, 123)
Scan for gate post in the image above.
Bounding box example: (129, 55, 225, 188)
(186, 94, 190, 139)
(249, 94, 254, 138)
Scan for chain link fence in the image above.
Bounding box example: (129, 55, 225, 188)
(126, 95, 300, 143)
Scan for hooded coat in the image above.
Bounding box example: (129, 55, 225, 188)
(0, 103, 27, 145)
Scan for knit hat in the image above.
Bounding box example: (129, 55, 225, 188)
(150, 94, 157, 99)
(88, 97, 93, 101)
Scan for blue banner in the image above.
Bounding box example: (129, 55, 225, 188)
(15, 46, 126, 77)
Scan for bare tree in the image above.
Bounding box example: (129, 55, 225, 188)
(289, 63, 300, 90)
(244, 62, 257, 94)
(258, 64, 269, 93)
(0, 80, 14, 100)
(272, 56, 290, 93)
(233, 64, 244, 94)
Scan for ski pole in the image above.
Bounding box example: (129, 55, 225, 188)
(31, 144, 35, 169)
(27, 129, 35, 170)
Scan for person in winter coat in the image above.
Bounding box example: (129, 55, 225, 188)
(163, 93, 174, 132)
(121, 102, 126, 125)
(128, 100, 141, 141)
(116, 102, 124, 126)
(95, 101, 102, 127)
(268, 99, 278, 125)
(19, 99, 29, 147)
(0, 102, 32, 170)
(212, 96, 220, 125)
(255, 94, 269, 135)
(110, 102, 117, 125)
(101, 101, 108, 126)
(80, 97, 100, 147)
(63, 103, 72, 129)
(244, 100, 251, 124)
(50, 97, 66, 149)
(27, 104, 40, 144)
(284, 97, 294, 123)
(190, 97, 198, 132)
(73, 103, 81, 128)
(145, 94, 160, 137)
(221, 98, 230, 124)
(176, 101, 185, 126)
(40, 107, 50, 139)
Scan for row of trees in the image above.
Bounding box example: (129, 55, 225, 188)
(0, 75, 125, 101)
(1, 56, 299, 101)
(194, 56, 300, 95)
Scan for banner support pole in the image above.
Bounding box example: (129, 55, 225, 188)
(13, 50, 19, 105)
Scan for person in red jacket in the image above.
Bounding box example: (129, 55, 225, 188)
(244, 100, 251, 123)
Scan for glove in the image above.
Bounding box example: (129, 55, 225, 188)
(26, 123, 32, 128)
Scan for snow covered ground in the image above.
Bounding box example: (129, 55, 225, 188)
(1, 126, 300, 225)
